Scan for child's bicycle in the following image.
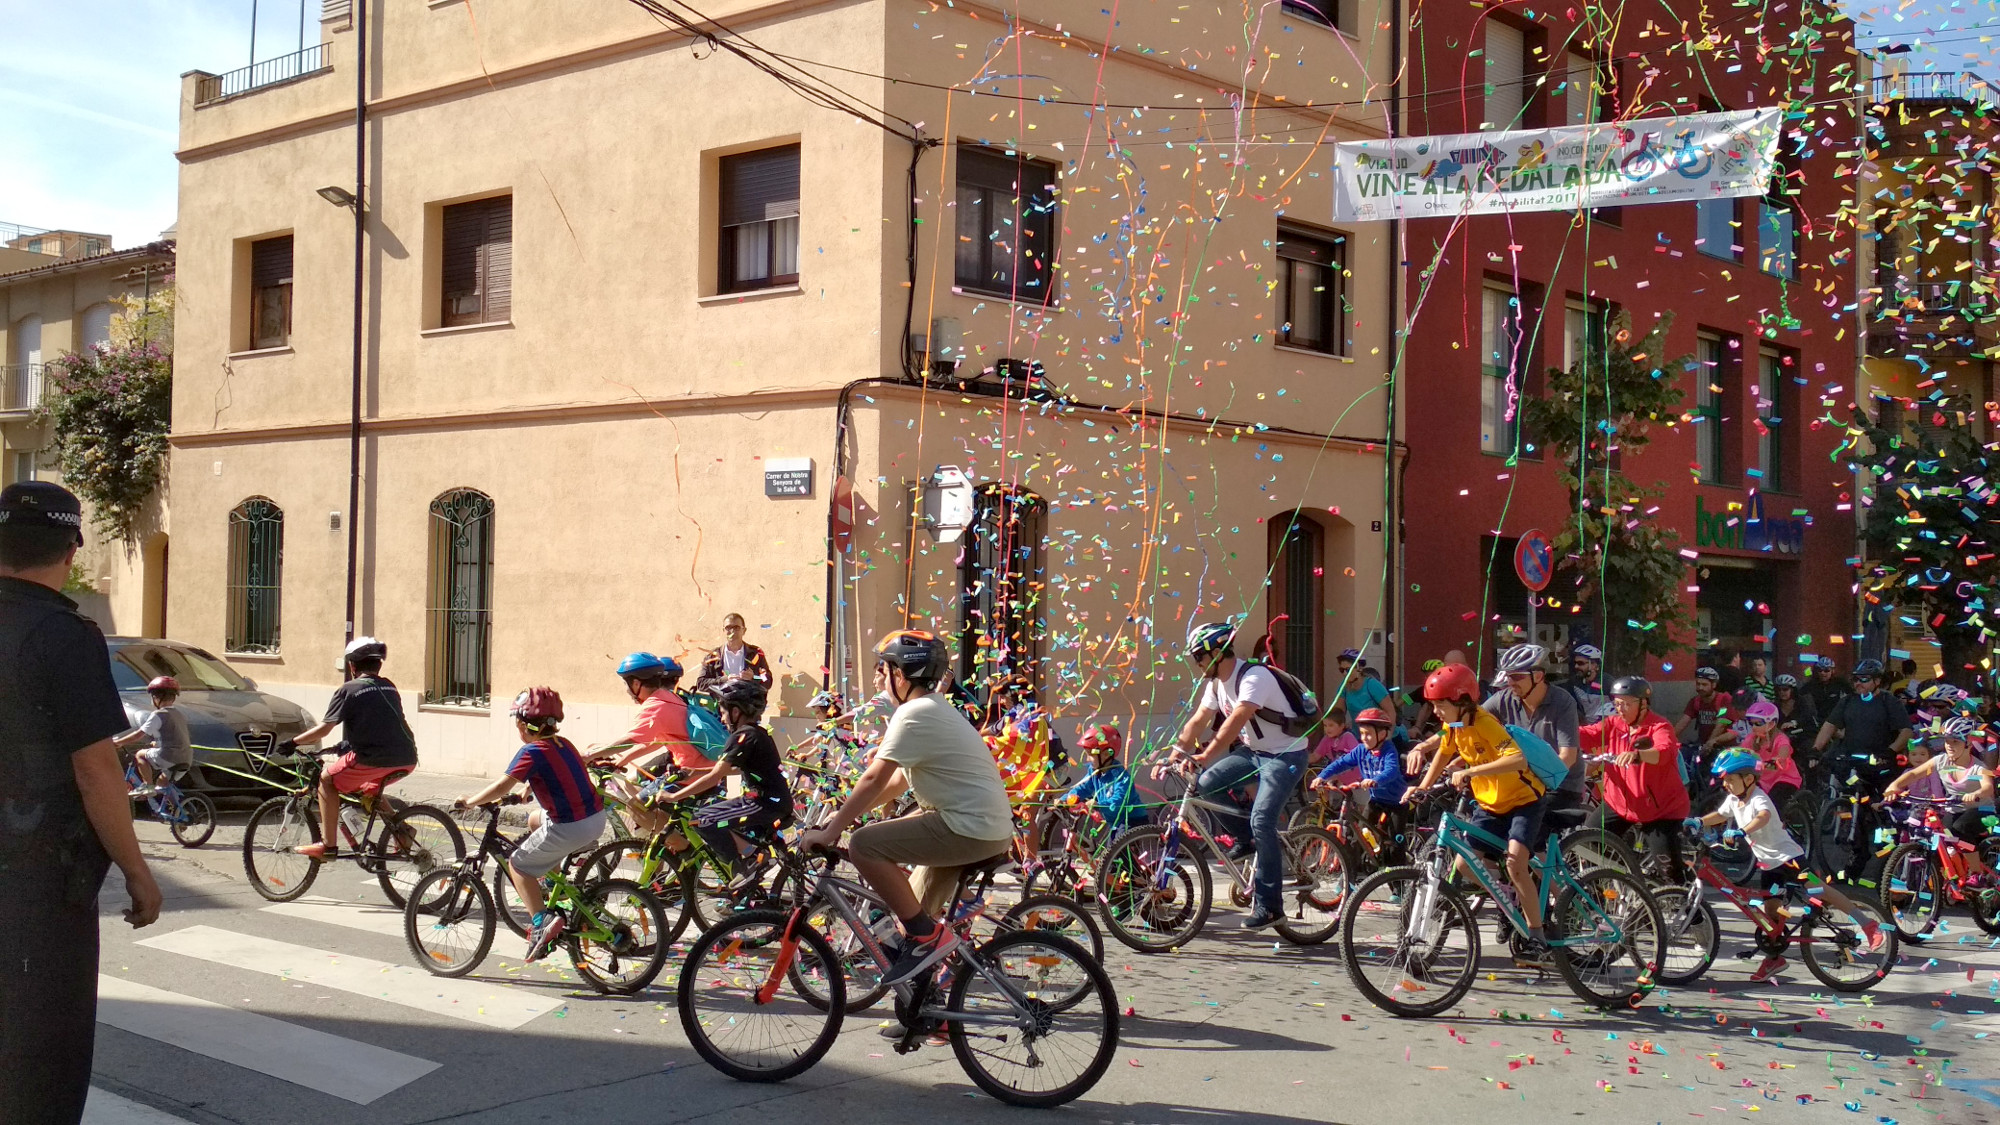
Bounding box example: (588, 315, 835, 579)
(404, 796, 671, 994)
(676, 841, 1118, 1108)
(1652, 827, 1899, 991)
(125, 761, 216, 847)
(1875, 797, 2000, 940)
(241, 750, 464, 908)
(1340, 784, 1664, 1016)
(574, 797, 765, 938)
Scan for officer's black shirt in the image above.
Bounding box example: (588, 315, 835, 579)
(0, 576, 129, 902)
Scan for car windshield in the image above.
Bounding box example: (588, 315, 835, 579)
(111, 645, 252, 692)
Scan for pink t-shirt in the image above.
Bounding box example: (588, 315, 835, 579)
(615, 689, 704, 771)
(1754, 731, 1802, 790)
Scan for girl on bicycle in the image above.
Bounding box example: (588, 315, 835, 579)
(1884, 717, 1996, 873)
(1687, 748, 1886, 982)
(1741, 698, 1802, 809)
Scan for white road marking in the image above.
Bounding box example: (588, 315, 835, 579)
(96, 976, 439, 1105)
(263, 895, 530, 959)
(84, 1088, 194, 1124)
(136, 925, 563, 1031)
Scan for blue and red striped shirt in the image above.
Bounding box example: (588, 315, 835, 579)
(506, 736, 604, 823)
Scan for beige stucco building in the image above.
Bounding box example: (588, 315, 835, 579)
(1, 235, 176, 635)
(172, 0, 1405, 774)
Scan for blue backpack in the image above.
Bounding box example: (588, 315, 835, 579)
(681, 694, 730, 761)
(1502, 724, 1570, 794)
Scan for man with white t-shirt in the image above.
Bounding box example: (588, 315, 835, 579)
(1165, 621, 1308, 930)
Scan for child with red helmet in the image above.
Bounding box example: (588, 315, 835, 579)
(1062, 724, 1144, 831)
(456, 687, 608, 961)
(1409, 661, 1554, 960)
(114, 676, 191, 797)
(1311, 708, 1410, 862)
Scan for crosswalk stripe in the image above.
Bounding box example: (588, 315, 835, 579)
(137, 925, 564, 1031)
(85, 1088, 195, 1124)
(262, 896, 530, 959)
(96, 976, 439, 1105)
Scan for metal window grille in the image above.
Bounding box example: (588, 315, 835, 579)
(958, 485, 1048, 693)
(226, 499, 284, 653)
(425, 490, 494, 707)
(1277, 519, 1322, 692)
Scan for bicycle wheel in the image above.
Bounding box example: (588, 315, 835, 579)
(242, 795, 321, 902)
(1649, 886, 1718, 986)
(375, 804, 466, 909)
(1800, 895, 1897, 992)
(1879, 842, 1942, 942)
(688, 852, 743, 931)
(1813, 800, 1863, 879)
(1000, 893, 1105, 964)
(1094, 826, 1211, 952)
(578, 837, 694, 946)
(1558, 827, 1641, 878)
(404, 868, 495, 978)
(677, 908, 844, 1083)
(1340, 866, 1480, 1018)
(946, 929, 1119, 1108)
(1547, 868, 1662, 1009)
(170, 792, 217, 848)
(1274, 826, 1350, 946)
(493, 866, 535, 938)
(567, 878, 670, 995)
(1972, 886, 2000, 935)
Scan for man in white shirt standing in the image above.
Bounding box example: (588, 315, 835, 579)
(1164, 621, 1307, 930)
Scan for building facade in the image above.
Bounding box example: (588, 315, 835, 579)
(172, 0, 1405, 772)
(1396, 2, 1861, 693)
(0, 235, 176, 634)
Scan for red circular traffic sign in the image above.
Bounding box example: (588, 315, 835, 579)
(1515, 530, 1555, 593)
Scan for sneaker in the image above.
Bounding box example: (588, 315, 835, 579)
(1512, 937, 1551, 968)
(882, 925, 959, 986)
(726, 856, 772, 897)
(1749, 954, 1788, 983)
(1241, 904, 1281, 931)
(293, 842, 339, 861)
(1860, 920, 1886, 953)
(1226, 841, 1258, 862)
(127, 785, 158, 798)
(524, 912, 567, 963)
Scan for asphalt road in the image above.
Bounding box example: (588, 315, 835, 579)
(81, 773, 2000, 1125)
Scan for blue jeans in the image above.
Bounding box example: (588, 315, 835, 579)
(1195, 747, 1308, 912)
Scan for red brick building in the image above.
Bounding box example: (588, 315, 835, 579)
(1395, 1, 1859, 685)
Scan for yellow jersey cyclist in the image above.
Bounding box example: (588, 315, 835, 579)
(800, 630, 1014, 986)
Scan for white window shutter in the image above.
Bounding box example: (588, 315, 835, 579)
(1485, 24, 1525, 128)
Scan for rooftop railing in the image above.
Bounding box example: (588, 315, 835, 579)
(194, 43, 329, 105)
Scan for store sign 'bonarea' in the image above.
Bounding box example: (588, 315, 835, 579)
(1695, 493, 1805, 555)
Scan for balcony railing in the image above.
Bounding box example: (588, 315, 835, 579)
(195, 43, 329, 105)
(0, 363, 44, 414)
(1886, 281, 1997, 320)
(1872, 71, 1997, 105)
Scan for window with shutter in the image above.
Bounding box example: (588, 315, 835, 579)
(954, 144, 1060, 305)
(441, 197, 512, 326)
(1485, 23, 1526, 128)
(250, 234, 293, 349)
(719, 146, 800, 293)
(1280, 0, 1351, 33)
(1563, 51, 1594, 124)
(1275, 226, 1347, 355)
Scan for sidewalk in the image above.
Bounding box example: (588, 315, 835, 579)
(393, 768, 538, 826)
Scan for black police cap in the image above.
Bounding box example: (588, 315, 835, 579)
(0, 481, 86, 545)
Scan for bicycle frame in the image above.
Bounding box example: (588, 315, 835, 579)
(124, 762, 197, 825)
(1152, 782, 1263, 893)
(1417, 799, 1624, 951)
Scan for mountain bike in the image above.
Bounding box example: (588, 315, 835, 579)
(1809, 751, 1898, 879)
(125, 761, 216, 847)
(1651, 828, 1899, 991)
(405, 797, 670, 994)
(1340, 785, 1663, 1017)
(241, 751, 463, 908)
(574, 798, 767, 937)
(1876, 797, 2000, 941)
(677, 843, 1118, 1107)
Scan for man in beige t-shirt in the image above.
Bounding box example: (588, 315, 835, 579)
(801, 631, 1013, 986)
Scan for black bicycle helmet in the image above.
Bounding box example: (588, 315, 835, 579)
(713, 677, 768, 720)
(1853, 658, 1886, 678)
(875, 629, 948, 687)
(1609, 675, 1651, 698)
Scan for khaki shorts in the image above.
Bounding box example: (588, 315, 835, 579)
(849, 810, 1011, 915)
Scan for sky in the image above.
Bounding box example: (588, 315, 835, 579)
(0, 0, 1995, 250)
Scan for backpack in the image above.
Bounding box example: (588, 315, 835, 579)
(680, 694, 730, 761)
(1501, 723, 1569, 794)
(1224, 660, 1324, 741)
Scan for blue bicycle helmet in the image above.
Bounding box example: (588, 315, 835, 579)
(617, 652, 678, 679)
(1711, 747, 1761, 777)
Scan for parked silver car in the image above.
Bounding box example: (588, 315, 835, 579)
(109, 637, 318, 796)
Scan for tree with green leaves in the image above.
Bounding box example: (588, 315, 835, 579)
(1839, 390, 2000, 688)
(35, 338, 172, 545)
(1521, 311, 1694, 674)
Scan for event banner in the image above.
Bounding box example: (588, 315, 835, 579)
(1330, 108, 1783, 222)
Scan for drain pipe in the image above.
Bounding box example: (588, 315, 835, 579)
(341, 0, 367, 647)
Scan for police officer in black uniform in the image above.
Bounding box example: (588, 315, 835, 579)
(0, 481, 162, 1124)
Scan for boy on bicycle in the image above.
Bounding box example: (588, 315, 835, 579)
(650, 678, 796, 893)
(586, 652, 701, 832)
(1407, 662, 1552, 961)
(1310, 708, 1409, 862)
(1687, 748, 1885, 981)
(116, 675, 191, 797)
(282, 637, 418, 861)
(457, 688, 609, 961)
(1061, 724, 1145, 832)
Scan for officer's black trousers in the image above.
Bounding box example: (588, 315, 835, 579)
(1, 891, 99, 1125)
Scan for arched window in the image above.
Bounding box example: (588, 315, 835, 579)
(1268, 514, 1325, 701)
(958, 484, 1047, 693)
(226, 499, 284, 653)
(9, 314, 41, 410)
(426, 489, 495, 706)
